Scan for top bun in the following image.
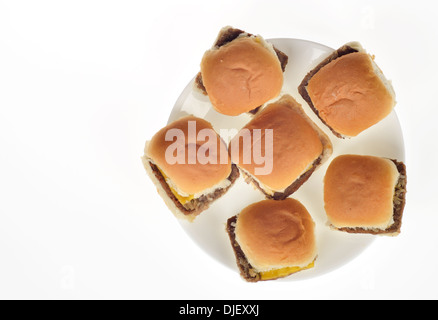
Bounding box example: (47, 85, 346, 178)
(235, 198, 317, 271)
(303, 43, 396, 138)
(324, 154, 400, 229)
(230, 95, 331, 194)
(146, 116, 231, 195)
(201, 35, 284, 116)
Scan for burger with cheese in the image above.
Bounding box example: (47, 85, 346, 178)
(142, 116, 239, 221)
(226, 198, 317, 282)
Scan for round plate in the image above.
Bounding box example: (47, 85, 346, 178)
(168, 38, 405, 280)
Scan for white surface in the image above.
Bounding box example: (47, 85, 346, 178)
(173, 38, 405, 281)
(0, 0, 437, 299)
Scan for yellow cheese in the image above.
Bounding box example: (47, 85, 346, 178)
(260, 261, 315, 281)
(170, 187, 194, 205)
(157, 167, 194, 205)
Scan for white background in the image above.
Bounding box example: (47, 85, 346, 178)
(0, 0, 437, 299)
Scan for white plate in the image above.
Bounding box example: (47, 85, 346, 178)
(167, 38, 405, 281)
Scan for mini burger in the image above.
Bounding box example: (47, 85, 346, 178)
(197, 26, 288, 116)
(230, 94, 332, 200)
(226, 198, 317, 282)
(298, 42, 396, 138)
(142, 116, 239, 221)
(323, 154, 407, 236)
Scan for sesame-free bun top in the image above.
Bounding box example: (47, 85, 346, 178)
(307, 51, 395, 137)
(324, 154, 400, 229)
(146, 116, 231, 195)
(235, 198, 317, 271)
(201, 36, 283, 116)
(230, 95, 325, 192)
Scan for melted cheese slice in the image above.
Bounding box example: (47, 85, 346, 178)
(259, 261, 315, 281)
(158, 167, 194, 205)
(170, 188, 194, 205)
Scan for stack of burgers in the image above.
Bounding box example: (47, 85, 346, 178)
(142, 27, 407, 282)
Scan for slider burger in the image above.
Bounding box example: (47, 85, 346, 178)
(324, 154, 407, 236)
(142, 116, 239, 221)
(230, 94, 332, 200)
(226, 198, 317, 282)
(197, 26, 288, 116)
(298, 42, 396, 138)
